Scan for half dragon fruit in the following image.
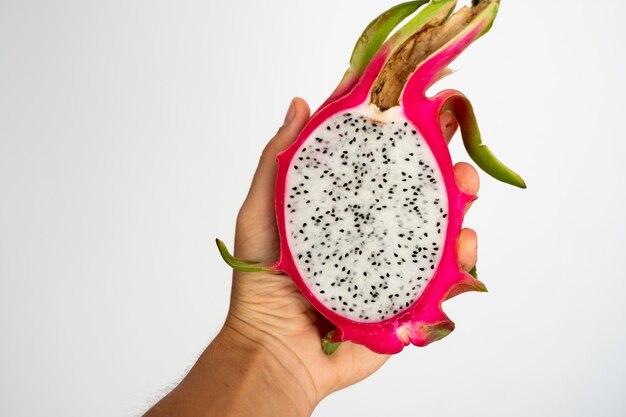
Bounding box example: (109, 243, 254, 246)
(217, 0, 525, 354)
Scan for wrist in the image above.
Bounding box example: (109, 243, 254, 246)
(217, 315, 319, 416)
(146, 317, 318, 417)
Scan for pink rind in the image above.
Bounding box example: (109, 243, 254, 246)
(275, 11, 493, 354)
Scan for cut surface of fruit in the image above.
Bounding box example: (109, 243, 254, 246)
(285, 106, 448, 323)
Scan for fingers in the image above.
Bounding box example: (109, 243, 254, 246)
(440, 110, 459, 143)
(453, 162, 480, 195)
(243, 98, 311, 212)
(327, 341, 389, 393)
(453, 163, 479, 271)
(458, 228, 478, 272)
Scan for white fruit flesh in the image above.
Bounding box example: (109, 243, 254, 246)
(285, 105, 448, 322)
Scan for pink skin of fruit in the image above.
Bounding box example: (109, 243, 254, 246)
(272, 12, 492, 354)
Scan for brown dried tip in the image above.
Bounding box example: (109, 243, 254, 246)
(371, 0, 495, 110)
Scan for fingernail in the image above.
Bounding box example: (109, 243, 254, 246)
(283, 99, 296, 126)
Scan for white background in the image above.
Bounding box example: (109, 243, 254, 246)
(1, 1, 625, 416)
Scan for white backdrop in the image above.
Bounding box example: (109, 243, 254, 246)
(1, 1, 625, 416)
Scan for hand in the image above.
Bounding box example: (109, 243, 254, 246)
(145, 98, 480, 417)
(228, 98, 480, 402)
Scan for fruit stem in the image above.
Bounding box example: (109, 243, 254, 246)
(215, 239, 274, 273)
(329, 1, 428, 104)
(369, 0, 458, 109)
(381, 0, 457, 55)
(373, 0, 501, 110)
(347, 1, 428, 75)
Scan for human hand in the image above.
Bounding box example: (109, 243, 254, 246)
(145, 98, 480, 417)
(225, 98, 480, 403)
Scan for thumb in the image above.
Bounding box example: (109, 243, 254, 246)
(243, 97, 311, 213)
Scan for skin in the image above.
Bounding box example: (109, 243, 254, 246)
(144, 97, 480, 417)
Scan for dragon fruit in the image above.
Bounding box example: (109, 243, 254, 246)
(217, 0, 525, 354)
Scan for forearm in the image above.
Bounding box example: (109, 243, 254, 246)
(144, 325, 316, 417)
